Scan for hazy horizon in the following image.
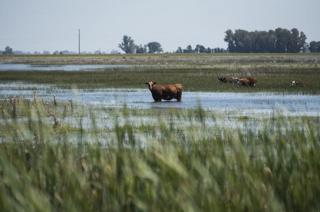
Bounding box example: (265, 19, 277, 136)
(1, 0, 319, 53)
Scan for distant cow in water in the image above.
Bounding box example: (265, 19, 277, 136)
(218, 76, 257, 87)
(145, 81, 183, 102)
(236, 77, 257, 87)
(218, 76, 239, 84)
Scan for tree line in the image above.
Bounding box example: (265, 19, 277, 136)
(118, 28, 320, 54)
(224, 28, 308, 53)
(2, 29, 320, 55)
(1, 46, 13, 55)
(118, 35, 163, 54)
(176, 45, 225, 53)
(118, 35, 225, 54)
(309, 41, 320, 52)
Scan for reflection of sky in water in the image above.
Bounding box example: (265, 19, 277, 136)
(0, 63, 130, 71)
(0, 82, 320, 116)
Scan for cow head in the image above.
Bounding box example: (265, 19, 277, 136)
(217, 76, 226, 82)
(145, 81, 156, 90)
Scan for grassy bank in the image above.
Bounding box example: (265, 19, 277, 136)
(0, 98, 320, 211)
(0, 66, 320, 92)
(1, 53, 320, 65)
(1, 53, 320, 92)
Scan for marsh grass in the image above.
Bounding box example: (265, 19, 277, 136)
(0, 97, 320, 211)
(1, 53, 320, 65)
(0, 66, 319, 93)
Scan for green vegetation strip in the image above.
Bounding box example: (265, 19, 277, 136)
(1, 54, 320, 92)
(0, 66, 320, 92)
(1, 53, 320, 65)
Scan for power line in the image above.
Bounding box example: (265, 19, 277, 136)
(78, 29, 81, 55)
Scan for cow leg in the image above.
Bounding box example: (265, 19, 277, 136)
(152, 94, 161, 102)
(176, 91, 182, 102)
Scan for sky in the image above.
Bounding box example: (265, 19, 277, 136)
(0, 0, 319, 53)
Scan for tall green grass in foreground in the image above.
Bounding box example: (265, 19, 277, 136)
(0, 98, 319, 211)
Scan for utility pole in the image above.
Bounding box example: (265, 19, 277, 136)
(78, 29, 81, 55)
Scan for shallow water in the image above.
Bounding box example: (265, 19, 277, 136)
(0, 63, 130, 71)
(0, 82, 319, 116)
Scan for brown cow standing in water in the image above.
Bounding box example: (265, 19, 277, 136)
(236, 77, 257, 87)
(218, 76, 257, 87)
(217, 76, 239, 84)
(145, 81, 183, 102)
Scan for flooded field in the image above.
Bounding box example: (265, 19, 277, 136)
(1, 82, 319, 116)
(1, 56, 320, 212)
(0, 63, 131, 71)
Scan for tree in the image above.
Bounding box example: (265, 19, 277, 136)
(309, 41, 320, 52)
(118, 35, 136, 54)
(213, 48, 225, 53)
(206, 47, 212, 53)
(147, 42, 162, 53)
(266, 30, 277, 52)
(3, 46, 13, 55)
(136, 45, 147, 54)
(287, 28, 307, 53)
(233, 29, 252, 52)
(297, 31, 307, 52)
(195, 44, 206, 53)
(176, 47, 183, 53)
(275, 28, 291, 52)
(183, 45, 193, 53)
(224, 29, 235, 52)
(287, 28, 299, 52)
